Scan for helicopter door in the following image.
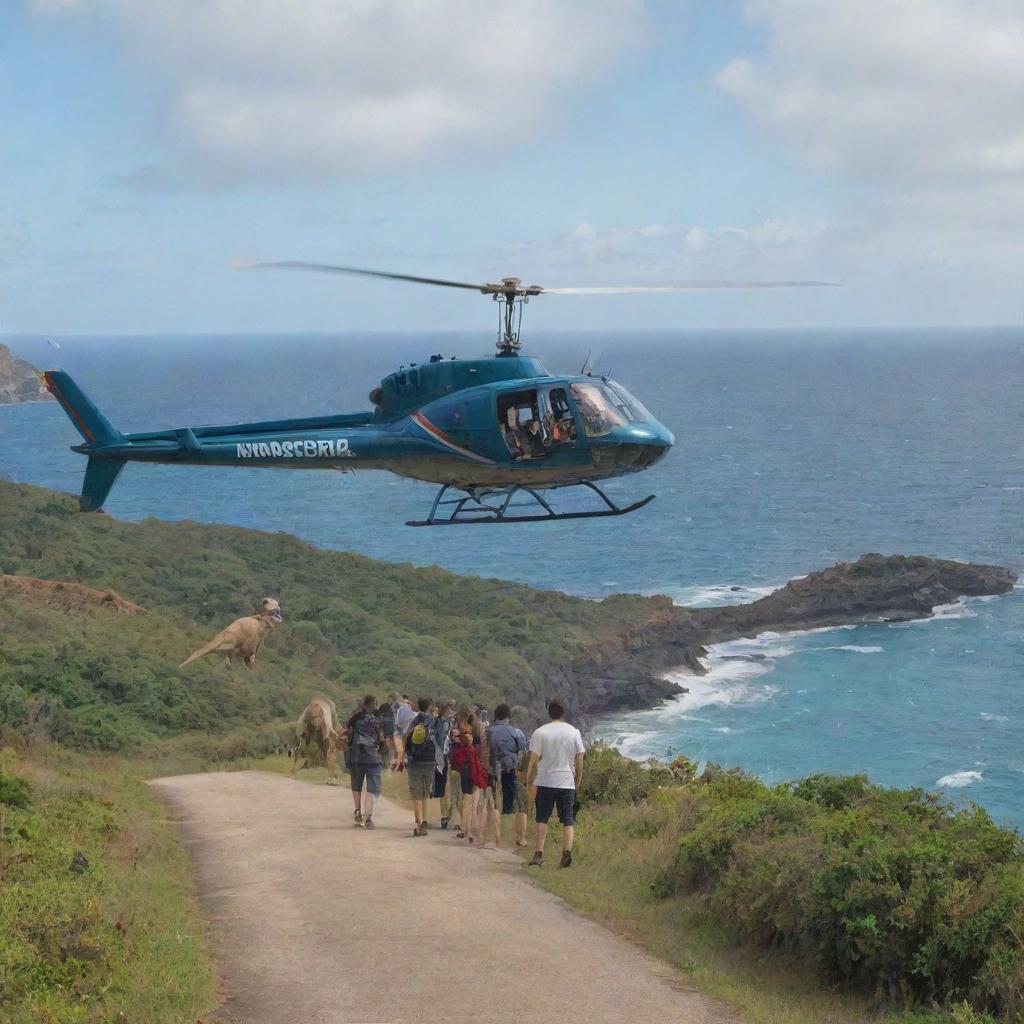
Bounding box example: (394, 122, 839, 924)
(497, 387, 578, 460)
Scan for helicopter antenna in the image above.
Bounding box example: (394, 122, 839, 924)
(245, 261, 837, 354)
(580, 347, 603, 375)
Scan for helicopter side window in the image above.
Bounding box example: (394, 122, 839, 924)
(570, 382, 630, 437)
(498, 390, 547, 460)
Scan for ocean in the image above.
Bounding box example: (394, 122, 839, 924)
(2, 330, 1022, 822)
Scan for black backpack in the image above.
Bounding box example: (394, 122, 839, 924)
(351, 712, 380, 757)
(407, 713, 437, 763)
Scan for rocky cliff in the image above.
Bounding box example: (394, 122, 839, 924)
(0, 344, 52, 404)
(537, 554, 1018, 726)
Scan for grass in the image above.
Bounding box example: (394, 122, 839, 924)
(0, 742, 217, 1024)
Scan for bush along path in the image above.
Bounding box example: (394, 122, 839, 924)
(563, 746, 1024, 1022)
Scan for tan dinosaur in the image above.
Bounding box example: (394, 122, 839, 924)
(179, 598, 283, 668)
(291, 696, 339, 783)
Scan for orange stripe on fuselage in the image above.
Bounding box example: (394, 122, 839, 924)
(43, 372, 95, 444)
(412, 412, 496, 465)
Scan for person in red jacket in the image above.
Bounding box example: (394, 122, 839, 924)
(449, 709, 489, 845)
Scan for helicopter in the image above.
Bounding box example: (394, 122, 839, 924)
(43, 264, 832, 526)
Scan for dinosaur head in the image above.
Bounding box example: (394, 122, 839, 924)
(261, 597, 283, 624)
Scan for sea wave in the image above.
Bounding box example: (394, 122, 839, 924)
(936, 770, 984, 788)
(651, 582, 777, 607)
(892, 598, 978, 627)
(820, 644, 884, 654)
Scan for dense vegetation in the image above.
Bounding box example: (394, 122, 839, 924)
(0, 480, 654, 751)
(553, 746, 1024, 1022)
(0, 747, 215, 1023)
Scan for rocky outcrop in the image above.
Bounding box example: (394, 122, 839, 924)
(542, 554, 1017, 727)
(0, 575, 146, 615)
(0, 344, 52, 404)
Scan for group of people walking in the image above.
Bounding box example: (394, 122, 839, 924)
(341, 694, 585, 868)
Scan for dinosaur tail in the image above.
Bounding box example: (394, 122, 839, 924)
(179, 639, 222, 668)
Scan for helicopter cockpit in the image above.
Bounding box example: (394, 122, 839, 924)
(569, 380, 654, 437)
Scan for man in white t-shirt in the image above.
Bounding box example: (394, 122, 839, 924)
(526, 698, 585, 868)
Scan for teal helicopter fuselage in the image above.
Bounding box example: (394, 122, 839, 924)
(44, 353, 674, 522)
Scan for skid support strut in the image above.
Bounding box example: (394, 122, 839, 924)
(406, 482, 654, 527)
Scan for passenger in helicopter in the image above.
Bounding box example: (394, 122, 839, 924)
(548, 388, 576, 444)
(502, 405, 525, 459)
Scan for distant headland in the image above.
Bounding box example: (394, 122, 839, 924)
(0, 344, 52, 405)
(554, 553, 1018, 724)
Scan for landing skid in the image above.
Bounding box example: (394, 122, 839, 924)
(406, 481, 655, 527)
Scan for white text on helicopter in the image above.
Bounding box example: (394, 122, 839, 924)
(235, 439, 354, 459)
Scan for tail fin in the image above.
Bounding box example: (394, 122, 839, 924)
(42, 371, 127, 511)
(42, 370, 122, 447)
(81, 456, 126, 512)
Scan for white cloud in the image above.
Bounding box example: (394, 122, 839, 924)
(36, 0, 643, 186)
(501, 218, 830, 283)
(716, 0, 1024, 187)
(710, 0, 1024, 321)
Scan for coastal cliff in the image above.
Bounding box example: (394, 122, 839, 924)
(546, 553, 1018, 722)
(0, 344, 51, 404)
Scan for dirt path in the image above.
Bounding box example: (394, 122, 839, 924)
(151, 770, 738, 1024)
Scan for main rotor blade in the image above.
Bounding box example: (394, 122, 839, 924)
(541, 280, 838, 294)
(249, 261, 488, 292)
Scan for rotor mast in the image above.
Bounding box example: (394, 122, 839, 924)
(490, 277, 541, 355)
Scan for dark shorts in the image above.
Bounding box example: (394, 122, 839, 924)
(460, 767, 474, 796)
(407, 761, 434, 801)
(534, 785, 575, 826)
(351, 762, 383, 796)
(501, 769, 526, 815)
(431, 765, 448, 799)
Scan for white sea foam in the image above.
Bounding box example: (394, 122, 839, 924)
(980, 712, 1009, 723)
(652, 582, 777, 607)
(936, 770, 984, 788)
(823, 644, 884, 654)
(892, 598, 978, 626)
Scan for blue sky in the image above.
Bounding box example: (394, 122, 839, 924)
(2, 1, 1023, 335)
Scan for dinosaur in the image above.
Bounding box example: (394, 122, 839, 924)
(290, 696, 339, 783)
(179, 598, 283, 668)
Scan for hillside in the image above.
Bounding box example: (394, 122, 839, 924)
(0, 480, 1014, 752)
(0, 480, 657, 750)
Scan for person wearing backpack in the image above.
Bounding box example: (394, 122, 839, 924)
(346, 694, 385, 830)
(488, 704, 529, 848)
(397, 696, 438, 836)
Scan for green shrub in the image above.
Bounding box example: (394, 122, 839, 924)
(0, 767, 30, 808)
(635, 756, 1024, 1016)
(580, 742, 694, 805)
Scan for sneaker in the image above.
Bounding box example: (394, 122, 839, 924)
(528, 852, 543, 868)
(413, 824, 425, 837)
(354, 811, 363, 828)
(560, 850, 572, 868)
(364, 817, 376, 830)
(420, 821, 429, 833)
(440, 817, 450, 830)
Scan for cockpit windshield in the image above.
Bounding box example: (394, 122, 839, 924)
(570, 381, 649, 437)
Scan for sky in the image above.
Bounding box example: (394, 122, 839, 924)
(2, 0, 1024, 335)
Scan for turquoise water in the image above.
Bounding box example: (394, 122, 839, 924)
(2, 331, 1022, 821)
